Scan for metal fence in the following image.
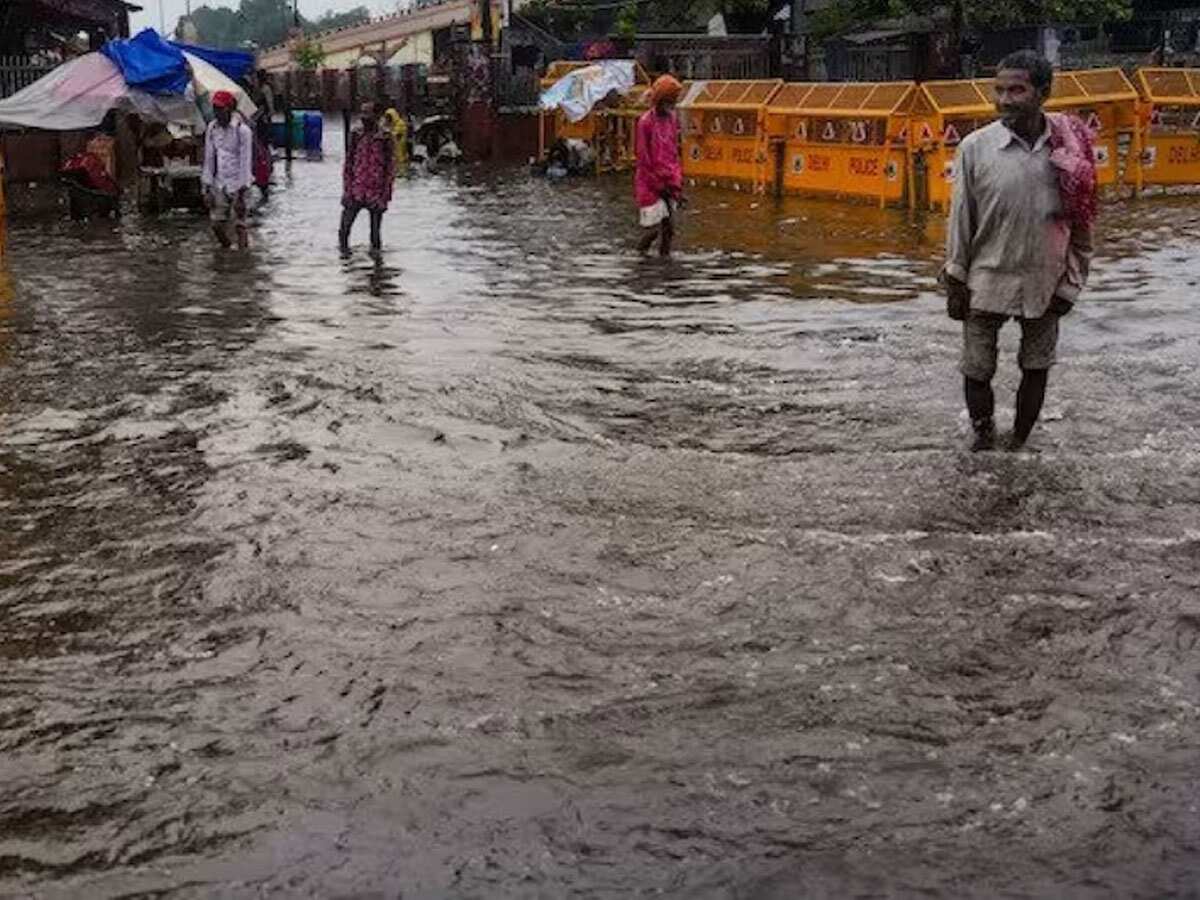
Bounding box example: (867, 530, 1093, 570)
(494, 66, 539, 109)
(0, 56, 55, 100)
(635, 36, 778, 80)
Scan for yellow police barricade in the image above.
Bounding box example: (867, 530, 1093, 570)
(538, 62, 654, 173)
(595, 83, 653, 174)
(539, 62, 597, 157)
(917, 68, 1138, 210)
(1129, 68, 1200, 194)
(679, 80, 783, 192)
(764, 80, 918, 208)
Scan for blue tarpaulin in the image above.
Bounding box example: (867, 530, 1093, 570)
(100, 29, 190, 95)
(170, 41, 255, 83)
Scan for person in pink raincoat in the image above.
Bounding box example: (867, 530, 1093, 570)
(635, 75, 684, 257)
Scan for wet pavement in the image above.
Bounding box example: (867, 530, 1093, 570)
(2, 146, 1200, 898)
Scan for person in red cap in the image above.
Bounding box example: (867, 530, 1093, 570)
(635, 74, 684, 257)
(201, 90, 253, 249)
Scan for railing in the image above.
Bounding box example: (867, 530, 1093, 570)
(495, 67, 540, 108)
(0, 56, 55, 100)
(636, 36, 777, 80)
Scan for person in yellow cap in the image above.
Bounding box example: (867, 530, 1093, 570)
(635, 74, 684, 257)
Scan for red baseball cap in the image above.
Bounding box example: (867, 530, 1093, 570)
(211, 90, 236, 109)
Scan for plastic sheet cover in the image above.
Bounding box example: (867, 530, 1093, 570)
(540, 61, 636, 123)
(100, 29, 190, 96)
(0, 53, 203, 131)
(171, 41, 255, 84)
(183, 52, 257, 121)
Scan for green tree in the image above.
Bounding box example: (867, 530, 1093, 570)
(719, 0, 770, 32)
(517, 0, 601, 39)
(307, 6, 371, 33)
(290, 37, 326, 69)
(518, 0, 785, 38)
(812, 0, 1130, 39)
(615, 1, 639, 39)
(184, 0, 369, 50)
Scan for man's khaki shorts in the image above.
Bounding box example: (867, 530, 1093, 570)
(960, 311, 1059, 382)
(208, 188, 248, 228)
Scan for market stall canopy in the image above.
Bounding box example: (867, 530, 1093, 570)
(539, 60, 637, 123)
(170, 41, 255, 83)
(100, 28, 191, 95)
(183, 51, 256, 120)
(0, 51, 202, 131)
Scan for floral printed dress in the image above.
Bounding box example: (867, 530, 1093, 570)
(343, 129, 396, 211)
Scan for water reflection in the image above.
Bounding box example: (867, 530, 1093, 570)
(0, 155, 1199, 897)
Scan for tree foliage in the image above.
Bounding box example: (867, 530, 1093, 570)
(290, 37, 326, 68)
(517, 0, 788, 38)
(182, 0, 370, 50)
(810, 0, 1130, 40)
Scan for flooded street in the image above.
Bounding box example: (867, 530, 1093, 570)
(2, 143, 1200, 898)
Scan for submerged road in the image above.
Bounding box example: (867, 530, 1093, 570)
(1, 149, 1200, 897)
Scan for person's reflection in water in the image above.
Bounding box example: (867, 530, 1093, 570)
(366, 258, 401, 299)
(340, 252, 403, 300)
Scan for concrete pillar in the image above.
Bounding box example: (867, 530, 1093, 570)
(458, 41, 496, 163)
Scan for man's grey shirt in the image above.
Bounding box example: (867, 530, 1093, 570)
(944, 119, 1093, 319)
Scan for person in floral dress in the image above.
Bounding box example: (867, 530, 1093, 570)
(339, 101, 396, 256)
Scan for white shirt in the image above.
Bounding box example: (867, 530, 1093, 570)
(945, 119, 1093, 319)
(201, 117, 254, 195)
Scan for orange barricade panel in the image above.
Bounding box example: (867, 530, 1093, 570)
(1131, 68, 1200, 188)
(766, 80, 918, 206)
(680, 79, 783, 190)
(539, 61, 652, 172)
(920, 69, 1138, 208)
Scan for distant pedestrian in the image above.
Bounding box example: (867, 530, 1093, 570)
(254, 69, 276, 141)
(339, 100, 396, 256)
(635, 74, 684, 258)
(944, 50, 1096, 451)
(201, 90, 253, 250)
(381, 96, 409, 172)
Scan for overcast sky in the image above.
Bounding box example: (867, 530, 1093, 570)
(131, 0, 411, 41)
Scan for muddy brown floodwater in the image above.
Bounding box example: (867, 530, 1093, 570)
(2, 145, 1200, 899)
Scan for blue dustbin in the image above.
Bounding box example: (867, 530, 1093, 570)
(302, 112, 323, 156)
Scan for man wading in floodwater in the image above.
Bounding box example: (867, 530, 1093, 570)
(202, 91, 253, 250)
(635, 75, 684, 257)
(340, 100, 396, 257)
(944, 50, 1097, 451)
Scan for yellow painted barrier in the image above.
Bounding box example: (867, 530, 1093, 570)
(765, 81, 918, 208)
(538, 61, 652, 173)
(1129, 68, 1200, 193)
(917, 68, 1139, 209)
(595, 83, 652, 174)
(538, 66, 1162, 210)
(679, 79, 783, 192)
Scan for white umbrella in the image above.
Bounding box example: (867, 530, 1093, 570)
(182, 50, 257, 120)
